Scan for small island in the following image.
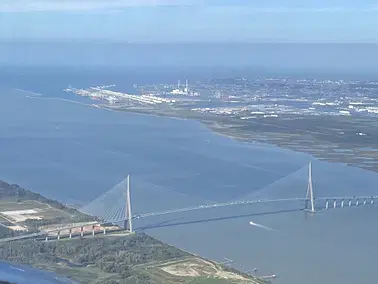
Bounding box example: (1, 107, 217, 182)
(0, 180, 268, 284)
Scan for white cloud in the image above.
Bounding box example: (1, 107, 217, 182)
(0, 0, 192, 12)
(1, 0, 378, 13)
(208, 5, 378, 14)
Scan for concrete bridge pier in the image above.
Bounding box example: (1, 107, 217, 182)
(57, 230, 60, 240)
(103, 227, 106, 235)
(69, 229, 72, 239)
(371, 199, 374, 205)
(356, 199, 359, 206)
(349, 200, 352, 207)
(45, 235, 48, 242)
(305, 162, 315, 213)
(341, 200, 344, 208)
(80, 226, 84, 238)
(325, 200, 329, 210)
(333, 200, 337, 208)
(124, 175, 133, 232)
(92, 225, 95, 236)
(364, 199, 367, 205)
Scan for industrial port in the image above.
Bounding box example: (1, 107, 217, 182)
(64, 77, 378, 119)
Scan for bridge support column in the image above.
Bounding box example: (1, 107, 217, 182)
(80, 226, 84, 238)
(124, 174, 133, 232)
(349, 200, 352, 207)
(371, 199, 374, 205)
(103, 227, 106, 235)
(305, 162, 316, 213)
(333, 200, 337, 208)
(92, 225, 95, 236)
(356, 199, 359, 206)
(57, 230, 60, 240)
(69, 229, 72, 239)
(364, 199, 367, 205)
(341, 200, 344, 208)
(325, 201, 329, 210)
(45, 235, 48, 242)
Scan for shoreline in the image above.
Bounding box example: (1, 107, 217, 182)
(200, 121, 378, 174)
(0, 179, 266, 284)
(16, 87, 373, 174)
(102, 104, 378, 174)
(9, 86, 378, 175)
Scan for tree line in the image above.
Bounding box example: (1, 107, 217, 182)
(0, 233, 189, 284)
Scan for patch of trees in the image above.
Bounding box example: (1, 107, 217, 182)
(0, 226, 26, 239)
(22, 217, 67, 229)
(0, 227, 12, 239)
(0, 233, 189, 284)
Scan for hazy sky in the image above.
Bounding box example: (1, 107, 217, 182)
(1, 0, 378, 42)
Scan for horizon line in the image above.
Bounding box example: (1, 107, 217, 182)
(1, 39, 378, 45)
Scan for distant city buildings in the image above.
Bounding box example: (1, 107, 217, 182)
(64, 77, 378, 119)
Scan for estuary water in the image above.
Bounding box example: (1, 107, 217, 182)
(1, 87, 378, 284)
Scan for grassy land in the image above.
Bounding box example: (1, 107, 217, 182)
(0, 234, 265, 284)
(109, 104, 378, 173)
(188, 278, 246, 284)
(0, 199, 73, 219)
(0, 199, 49, 211)
(0, 181, 266, 284)
(0, 181, 96, 237)
(139, 257, 262, 284)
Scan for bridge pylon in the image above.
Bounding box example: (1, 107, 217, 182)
(305, 162, 316, 213)
(123, 175, 133, 232)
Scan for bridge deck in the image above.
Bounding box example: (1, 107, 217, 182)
(1, 195, 377, 243)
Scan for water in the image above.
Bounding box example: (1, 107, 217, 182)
(1, 80, 378, 283)
(0, 260, 78, 284)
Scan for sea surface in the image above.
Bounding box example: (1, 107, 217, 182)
(1, 70, 378, 284)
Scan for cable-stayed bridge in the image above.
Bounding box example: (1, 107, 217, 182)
(81, 161, 378, 224)
(1, 162, 378, 243)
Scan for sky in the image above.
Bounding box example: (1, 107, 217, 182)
(1, 0, 378, 42)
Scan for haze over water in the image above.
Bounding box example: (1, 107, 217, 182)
(1, 69, 378, 284)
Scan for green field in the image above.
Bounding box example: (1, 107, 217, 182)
(0, 235, 266, 284)
(0, 199, 50, 211)
(188, 278, 246, 284)
(139, 257, 261, 284)
(0, 199, 74, 226)
(0, 184, 95, 238)
(34, 264, 113, 284)
(0, 180, 267, 284)
(34, 261, 250, 284)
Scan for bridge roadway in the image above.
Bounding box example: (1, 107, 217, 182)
(104, 195, 378, 224)
(126, 195, 378, 221)
(1, 195, 377, 243)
